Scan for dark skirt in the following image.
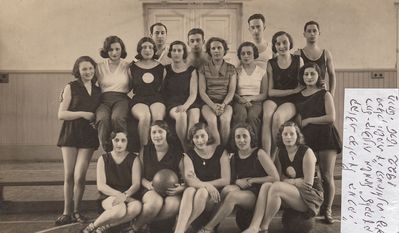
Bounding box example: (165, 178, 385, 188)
(57, 118, 99, 149)
(303, 124, 342, 154)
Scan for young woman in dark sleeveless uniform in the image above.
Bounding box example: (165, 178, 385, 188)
(296, 62, 341, 223)
(261, 31, 304, 158)
(56, 56, 101, 226)
(198, 123, 279, 233)
(174, 123, 230, 233)
(243, 122, 323, 233)
(162, 40, 200, 151)
(81, 131, 142, 233)
(131, 120, 185, 233)
(130, 37, 166, 148)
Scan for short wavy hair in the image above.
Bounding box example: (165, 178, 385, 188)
(271, 31, 294, 54)
(248, 13, 265, 25)
(205, 37, 229, 57)
(100, 35, 127, 59)
(188, 122, 215, 147)
(298, 62, 323, 88)
(237, 41, 259, 60)
(230, 122, 257, 151)
(72, 56, 97, 85)
(167, 40, 188, 59)
(135, 37, 158, 60)
(275, 121, 305, 149)
(150, 120, 174, 144)
(150, 22, 168, 34)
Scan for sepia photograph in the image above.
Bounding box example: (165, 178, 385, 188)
(0, 0, 397, 232)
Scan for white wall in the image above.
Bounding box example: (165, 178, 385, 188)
(0, 0, 396, 70)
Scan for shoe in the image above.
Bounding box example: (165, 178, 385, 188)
(73, 212, 89, 223)
(197, 227, 213, 233)
(324, 208, 335, 224)
(55, 214, 73, 226)
(81, 223, 97, 233)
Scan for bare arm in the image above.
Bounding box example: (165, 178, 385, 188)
(97, 156, 123, 196)
(124, 156, 142, 197)
(302, 148, 317, 185)
(222, 72, 237, 105)
(302, 92, 335, 127)
(139, 149, 153, 190)
(58, 84, 94, 121)
(247, 149, 279, 184)
(325, 50, 336, 96)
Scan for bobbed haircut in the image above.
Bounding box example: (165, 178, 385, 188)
(230, 123, 257, 151)
(188, 122, 215, 147)
(110, 130, 128, 141)
(100, 35, 127, 59)
(205, 37, 229, 57)
(298, 62, 323, 88)
(135, 37, 158, 60)
(187, 28, 205, 39)
(150, 22, 168, 34)
(271, 31, 294, 54)
(150, 120, 173, 144)
(167, 40, 188, 59)
(304, 20, 320, 32)
(248, 13, 265, 25)
(275, 121, 305, 149)
(237, 41, 259, 60)
(72, 56, 97, 85)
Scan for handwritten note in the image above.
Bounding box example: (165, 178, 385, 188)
(341, 89, 399, 233)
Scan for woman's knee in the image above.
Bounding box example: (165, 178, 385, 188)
(127, 201, 142, 216)
(269, 182, 285, 196)
(113, 204, 127, 219)
(195, 188, 210, 200)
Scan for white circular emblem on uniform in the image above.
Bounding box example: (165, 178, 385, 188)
(142, 73, 155, 83)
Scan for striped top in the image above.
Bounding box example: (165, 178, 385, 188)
(199, 60, 236, 103)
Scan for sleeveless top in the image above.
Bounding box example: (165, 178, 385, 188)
(187, 145, 224, 181)
(300, 49, 327, 83)
(279, 145, 309, 178)
(103, 152, 136, 192)
(237, 65, 266, 96)
(65, 80, 101, 112)
(130, 63, 164, 97)
(142, 143, 182, 181)
(269, 54, 301, 90)
(199, 60, 236, 103)
(97, 59, 130, 93)
(232, 148, 267, 181)
(162, 65, 196, 103)
(296, 90, 327, 119)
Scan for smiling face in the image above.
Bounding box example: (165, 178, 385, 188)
(140, 41, 155, 60)
(248, 18, 265, 41)
(234, 128, 251, 151)
(303, 67, 319, 87)
(275, 34, 291, 55)
(240, 46, 255, 65)
(170, 44, 184, 62)
(150, 125, 167, 146)
(112, 132, 128, 153)
(281, 126, 298, 147)
(188, 34, 204, 53)
(78, 61, 95, 82)
(304, 24, 320, 44)
(192, 129, 209, 149)
(108, 42, 122, 61)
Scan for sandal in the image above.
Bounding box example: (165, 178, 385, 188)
(324, 208, 335, 224)
(197, 227, 213, 233)
(73, 212, 89, 223)
(96, 224, 111, 233)
(55, 214, 73, 226)
(81, 223, 97, 233)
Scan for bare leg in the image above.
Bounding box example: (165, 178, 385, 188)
(61, 147, 78, 215)
(318, 150, 337, 221)
(201, 105, 220, 145)
(108, 200, 142, 227)
(219, 105, 233, 146)
(131, 104, 151, 148)
(132, 190, 163, 230)
(155, 195, 181, 221)
(203, 190, 256, 230)
(271, 103, 296, 154)
(73, 148, 94, 213)
(150, 102, 166, 121)
(186, 188, 210, 227)
(170, 107, 188, 151)
(261, 101, 277, 156)
(259, 182, 308, 231)
(174, 187, 196, 233)
(187, 108, 200, 139)
(93, 197, 127, 227)
(242, 183, 272, 233)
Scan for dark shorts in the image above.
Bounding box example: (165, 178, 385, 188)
(131, 94, 164, 108)
(268, 94, 298, 106)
